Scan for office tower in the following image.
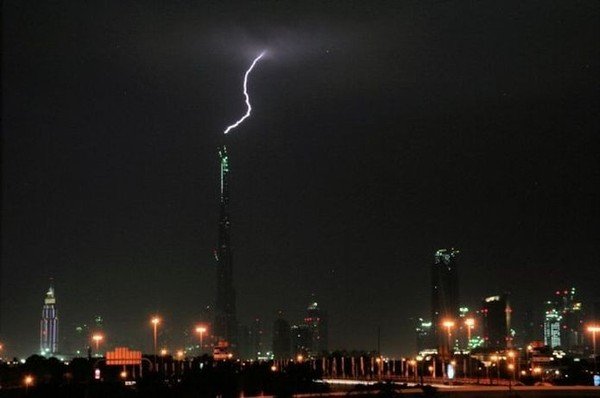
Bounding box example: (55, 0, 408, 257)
(555, 288, 584, 351)
(273, 312, 291, 360)
(544, 300, 562, 348)
(521, 309, 537, 346)
(291, 324, 311, 357)
(238, 325, 253, 360)
(415, 318, 434, 352)
(251, 317, 264, 358)
(431, 248, 460, 355)
(482, 294, 512, 350)
(305, 301, 328, 356)
(40, 285, 59, 355)
(214, 146, 237, 349)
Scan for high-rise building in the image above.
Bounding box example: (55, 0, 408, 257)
(40, 285, 59, 355)
(431, 248, 460, 356)
(238, 325, 253, 360)
(273, 312, 291, 360)
(544, 301, 562, 348)
(414, 318, 434, 352)
(214, 146, 237, 350)
(305, 302, 328, 356)
(251, 317, 264, 358)
(482, 294, 512, 350)
(555, 288, 584, 351)
(291, 324, 311, 357)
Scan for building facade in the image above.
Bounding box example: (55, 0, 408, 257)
(482, 294, 512, 350)
(544, 300, 562, 348)
(214, 146, 238, 350)
(415, 318, 434, 352)
(273, 314, 291, 360)
(305, 302, 328, 356)
(40, 286, 59, 355)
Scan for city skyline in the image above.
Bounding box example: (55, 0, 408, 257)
(2, 0, 599, 358)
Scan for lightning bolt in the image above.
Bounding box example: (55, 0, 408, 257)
(223, 51, 266, 135)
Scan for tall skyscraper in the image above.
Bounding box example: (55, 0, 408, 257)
(273, 312, 291, 360)
(305, 301, 328, 356)
(250, 317, 264, 358)
(214, 146, 237, 349)
(414, 318, 434, 352)
(431, 248, 460, 356)
(40, 285, 59, 355)
(291, 324, 311, 357)
(544, 301, 562, 348)
(555, 288, 584, 351)
(482, 294, 512, 350)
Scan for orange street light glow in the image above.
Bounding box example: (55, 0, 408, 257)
(442, 320, 455, 328)
(92, 334, 104, 342)
(195, 326, 207, 334)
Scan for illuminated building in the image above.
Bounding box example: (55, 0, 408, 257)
(291, 324, 311, 357)
(415, 318, 434, 352)
(213, 146, 237, 350)
(544, 302, 562, 348)
(482, 294, 512, 350)
(40, 285, 59, 355)
(273, 313, 291, 360)
(251, 317, 264, 358)
(431, 248, 460, 356)
(555, 288, 584, 351)
(305, 302, 328, 356)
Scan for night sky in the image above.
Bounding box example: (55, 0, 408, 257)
(2, 1, 599, 357)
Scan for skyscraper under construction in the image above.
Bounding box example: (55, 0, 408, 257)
(214, 146, 237, 350)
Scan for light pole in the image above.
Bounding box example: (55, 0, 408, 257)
(442, 320, 455, 380)
(195, 325, 207, 354)
(409, 360, 417, 382)
(465, 318, 474, 348)
(416, 355, 424, 385)
(508, 351, 516, 381)
(24, 375, 34, 393)
(151, 316, 161, 371)
(442, 320, 455, 354)
(465, 318, 475, 378)
(588, 325, 600, 375)
(490, 355, 500, 385)
(92, 334, 104, 356)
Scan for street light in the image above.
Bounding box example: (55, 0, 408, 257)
(465, 318, 475, 347)
(408, 360, 417, 382)
(442, 320, 455, 352)
(416, 355, 424, 385)
(151, 316, 161, 371)
(587, 325, 600, 374)
(24, 375, 34, 392)
(508, 363, 515, 392)
(195, 325, 207, 353)
(91, 334, 104, 356)
(490, 355, 500, 384)
(441, 320, 455, 381)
